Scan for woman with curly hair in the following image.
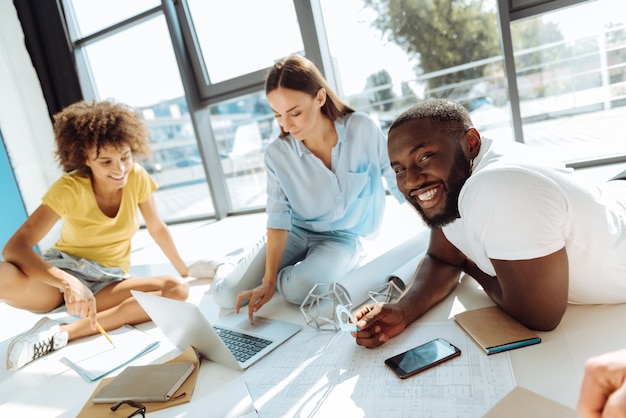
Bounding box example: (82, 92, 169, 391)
(1, 100, 192, 370)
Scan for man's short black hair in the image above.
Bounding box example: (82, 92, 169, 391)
(389, 99, 474, 139)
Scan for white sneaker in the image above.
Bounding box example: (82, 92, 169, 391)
(6, 317, 68, 370)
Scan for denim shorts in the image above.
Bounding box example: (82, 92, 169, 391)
(43, 249, 131, 294)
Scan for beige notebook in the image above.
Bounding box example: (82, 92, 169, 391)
(483, 386, 578, 417)
(93, 361, 194, 403)
(454, 306, 541, 354)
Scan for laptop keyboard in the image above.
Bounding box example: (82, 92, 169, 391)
(214, 326, 272, 363)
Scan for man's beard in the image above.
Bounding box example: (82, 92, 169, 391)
(410, 146, 471, 229)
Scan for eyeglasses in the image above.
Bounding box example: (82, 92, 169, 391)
(110, 400, 146, 418)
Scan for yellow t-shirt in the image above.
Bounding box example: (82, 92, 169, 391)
(42, 163, 157, 273)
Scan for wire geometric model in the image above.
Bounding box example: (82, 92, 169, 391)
(367, 275, 406, 304)
(300, 282, 352, 331)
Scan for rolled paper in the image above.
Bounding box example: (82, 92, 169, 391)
(338, 230, 429, 307)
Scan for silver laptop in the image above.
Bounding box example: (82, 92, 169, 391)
(131, 290, 302, 370)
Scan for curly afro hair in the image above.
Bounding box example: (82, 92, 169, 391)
(53, 100, 152, 175)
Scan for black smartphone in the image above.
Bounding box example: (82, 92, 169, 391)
(384, 338, 461, 379)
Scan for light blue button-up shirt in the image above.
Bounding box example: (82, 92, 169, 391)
(265, 112, 404, 238)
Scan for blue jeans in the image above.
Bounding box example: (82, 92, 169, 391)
(212, 226, 363, 309)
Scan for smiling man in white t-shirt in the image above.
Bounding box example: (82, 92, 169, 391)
(352, 98, 626, 349)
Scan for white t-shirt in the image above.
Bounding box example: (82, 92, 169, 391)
(443, 137, 626, 304)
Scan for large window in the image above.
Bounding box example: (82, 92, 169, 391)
(185, 0, 303, 86)
(58, 0, 626, 224)
(320, 0, 510, 136)
(67, 0, 160, 37)
(181, 0, 304, 212)
(321, 0, 625, 167)
(510, 0, 626, 164)
(208, 91, 274, 211)
(63, 1, 214, 223)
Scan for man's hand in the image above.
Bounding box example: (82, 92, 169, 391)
(578, 348, 626, 418)
(235, 282, 275, 321)
(352, 302, 408, 348)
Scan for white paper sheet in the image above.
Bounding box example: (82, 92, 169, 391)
(241, 320, 516, 417)
(341, 232, 429, 307)
(60, 325, 159, 381)
(147, 380, 258, 418)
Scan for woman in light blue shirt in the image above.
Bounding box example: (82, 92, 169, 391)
(212, 55, 404, 319)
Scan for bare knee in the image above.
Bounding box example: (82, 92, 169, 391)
(0, 261, 19, 297)
(0, 261, 63, 311)
(0, 260, 24, 283)
(161, 276, 189, 301)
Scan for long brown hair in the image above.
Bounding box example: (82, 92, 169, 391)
(265, 54, 354, 138)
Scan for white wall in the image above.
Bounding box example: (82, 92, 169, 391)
(0, 0, 62, 249)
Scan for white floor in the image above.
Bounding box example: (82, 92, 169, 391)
(1, 165, 623, 416)
(130, 195, 425, 275)
(0, 195, 426, 417)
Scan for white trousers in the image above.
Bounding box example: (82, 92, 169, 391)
(212, 226, 362, 309)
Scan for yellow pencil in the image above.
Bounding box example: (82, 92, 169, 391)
(96, 322, 114, 346)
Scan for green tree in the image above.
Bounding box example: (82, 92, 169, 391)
(511, 19, 564, 71)
(363, 0, 501, 97)
(605, 23, 626, 85)
(399, 81, 418, 107)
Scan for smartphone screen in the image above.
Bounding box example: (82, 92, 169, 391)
(384, 338, 461, 379)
